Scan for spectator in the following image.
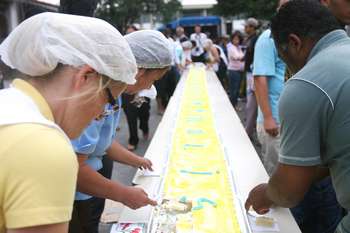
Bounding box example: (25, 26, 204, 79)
(213, 39, 228, 88)
(126, 25, 138, 34)
(219, 35, 230, 58)
(243, 17, 260, 139)
(227, 31, 245, 108)
(190, 25, 208, 62)
(155, 29, 178, 115)
(245, 1, 348, 233)
(252, 15, 286, 176)
(181, 39, 193, 66)
(203, 39, 221, 71)
(320, 0, 350, 25)
(175, 26, 188, 43)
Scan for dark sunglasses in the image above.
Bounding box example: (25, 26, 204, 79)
(95, 87, 120, 121)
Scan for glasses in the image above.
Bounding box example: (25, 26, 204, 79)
(95, 87, 120, 121)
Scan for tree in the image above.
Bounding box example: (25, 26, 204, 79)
(96, 0, 181, 32)
(213, 0, 277, 20)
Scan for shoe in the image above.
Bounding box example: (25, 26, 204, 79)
(127, 144, 137, 151)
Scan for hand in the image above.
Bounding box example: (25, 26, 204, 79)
(264, 117, 279, 137)
(121, 186, 157, 209)
(245, 183, 273, 215)
(138, 158, 153, 171)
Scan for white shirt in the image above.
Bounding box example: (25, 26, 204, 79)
(190, 32, 207, 56)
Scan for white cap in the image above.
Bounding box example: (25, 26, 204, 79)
(0, 12, 137, 84)
(125, 30, 172, 69)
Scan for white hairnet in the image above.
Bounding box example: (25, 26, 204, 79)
(124, 30, 172, 69)
(0, 12, 137, 84)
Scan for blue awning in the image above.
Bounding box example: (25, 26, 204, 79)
(167, 16, 221, 29)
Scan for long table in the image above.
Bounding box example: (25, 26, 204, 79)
(106, 65, 301, 233)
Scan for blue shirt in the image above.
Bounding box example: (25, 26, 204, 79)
(71, 97, 122, 200)
(253, 29, 286, 124)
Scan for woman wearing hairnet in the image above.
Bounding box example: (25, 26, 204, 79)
(70, 30, 172, 233)
(0, 13, 136, 233)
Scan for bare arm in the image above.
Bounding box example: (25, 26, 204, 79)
(254, 76, 278, 136)
(76, 154, 156, 209)
(8, 223, 68, 233)
(106, 140, 153, 170)
(211, 47, 220, 63)
(245, 163, 318, 214)
(266, 164, 317, 207)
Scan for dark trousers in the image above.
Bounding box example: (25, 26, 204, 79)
(216, 67, 227, 90)
(89, 156, 114, 233)
(69, 156, 113, 233)
(123, 98, 150, 147)
(291, 177, 344, 233)
(154, 66, 177, 108)
(245, 91, 258, 138)
(227, 70, 243, 107)
(69, 199, 94, 233)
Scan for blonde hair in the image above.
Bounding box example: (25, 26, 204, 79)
(23, 64, 126, 102)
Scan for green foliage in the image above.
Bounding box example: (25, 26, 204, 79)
(95, 0, 181, 32)
(160, 0, 182, 24)
(213, 0, 277, 20)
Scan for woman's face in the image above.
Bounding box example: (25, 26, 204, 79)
(125, 67, 168, 94)
(69, 74, 126, 139)
(232, 36, 240, 46)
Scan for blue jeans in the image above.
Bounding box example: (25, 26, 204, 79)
(227, 70, 242, 107)
(291, 177, 344, 233)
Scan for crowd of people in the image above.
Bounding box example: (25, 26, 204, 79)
(1, 0, 350, 233)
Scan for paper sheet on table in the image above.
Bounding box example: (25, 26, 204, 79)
(100, 200, 124, 223)
(110, 223, 146, 233)
(118, 205, 152, 223)
(139, 169, 161, 177)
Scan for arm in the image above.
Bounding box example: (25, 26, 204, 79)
(106, 140, 153, 170)
(246, 80, 331, 213)
(245, 164, 318, 214)
(254, 76, 278, 136)
(76, 154, 156, 209)
(210, 47, 220, 63)
(8, 223, 68, 233)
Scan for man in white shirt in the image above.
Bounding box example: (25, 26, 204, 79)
(190, 25, 207, 62)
